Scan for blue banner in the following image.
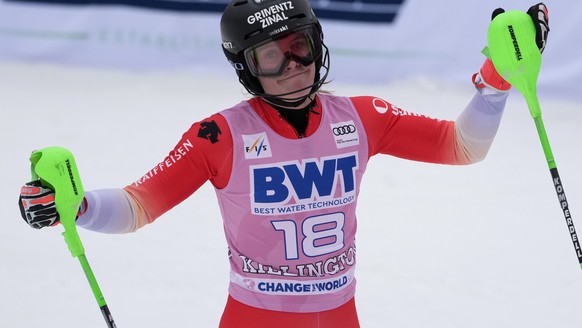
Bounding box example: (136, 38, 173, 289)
(1, 0, 580, 100)
(4, 0, 406, 23)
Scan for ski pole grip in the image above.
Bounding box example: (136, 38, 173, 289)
(486, 10, 542, 118)
(30, 147, 86, 257)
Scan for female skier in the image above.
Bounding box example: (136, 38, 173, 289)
(19, 1, 549, 327)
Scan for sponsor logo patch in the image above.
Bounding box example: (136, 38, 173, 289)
(330, 121, 359, 149)
(197, 120, 222, 144)
(243, 132, 272, 159)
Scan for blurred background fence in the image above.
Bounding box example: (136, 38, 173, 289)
(0, 0, 580, 99)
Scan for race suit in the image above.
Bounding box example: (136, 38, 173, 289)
(76, 91, 508, 313)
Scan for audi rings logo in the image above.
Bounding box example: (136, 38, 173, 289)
(332, 124, 356, 136)
(331, 121, 360, 149)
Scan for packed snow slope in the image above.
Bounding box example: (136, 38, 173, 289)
(1, 62, 581, 327)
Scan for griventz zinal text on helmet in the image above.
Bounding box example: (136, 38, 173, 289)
(247, 1, 295, 28)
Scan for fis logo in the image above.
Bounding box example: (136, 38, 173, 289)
(251, 153, 358, 207)
(243, 133, 272, 159)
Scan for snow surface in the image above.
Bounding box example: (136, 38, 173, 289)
(1, 61, 582, 328)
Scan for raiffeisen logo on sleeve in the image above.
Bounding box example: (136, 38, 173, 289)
(247, 1, 294, 28)
(243, 132, 273, 159)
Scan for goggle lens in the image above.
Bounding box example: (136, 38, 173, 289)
(244, 27, 321, 77)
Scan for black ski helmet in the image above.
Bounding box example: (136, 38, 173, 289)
(220, 0, 329, 103)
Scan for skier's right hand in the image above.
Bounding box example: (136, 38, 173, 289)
(19, 180, 60, 229)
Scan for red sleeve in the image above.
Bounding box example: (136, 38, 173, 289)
(350, 96, 468, 164)
(123, 113, 233, 223)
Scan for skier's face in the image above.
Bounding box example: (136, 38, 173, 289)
(247, 26, 320, 108)
(257, 61, 316, 105)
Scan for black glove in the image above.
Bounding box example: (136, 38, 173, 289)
(19, 180, 60, 229)
(492, 3, 549, 53)
(527, 2, 550, 53)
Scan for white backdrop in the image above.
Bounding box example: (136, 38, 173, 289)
(0, 0, 580, 99)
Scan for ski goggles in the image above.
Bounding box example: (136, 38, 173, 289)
(244, 26, 322, 77)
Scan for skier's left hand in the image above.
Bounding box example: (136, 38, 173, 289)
(473, 3, 550, 92)
(526, 2, 550, 53)
(492, 2, 550, 53)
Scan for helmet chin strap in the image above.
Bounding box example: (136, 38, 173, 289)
(251, 46, 330, 108)
(263, 94, 315, 108)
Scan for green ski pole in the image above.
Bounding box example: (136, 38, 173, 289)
(30, 146, 117, 327)
(486, 10, 582, 269)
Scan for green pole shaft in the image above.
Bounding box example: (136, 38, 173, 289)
(62, 219, 116, 327)
(78, 254, 107, 307)
(526, 93, 555, 169)
(532, 116, 556, 170)
(77, 254, 117, 327)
